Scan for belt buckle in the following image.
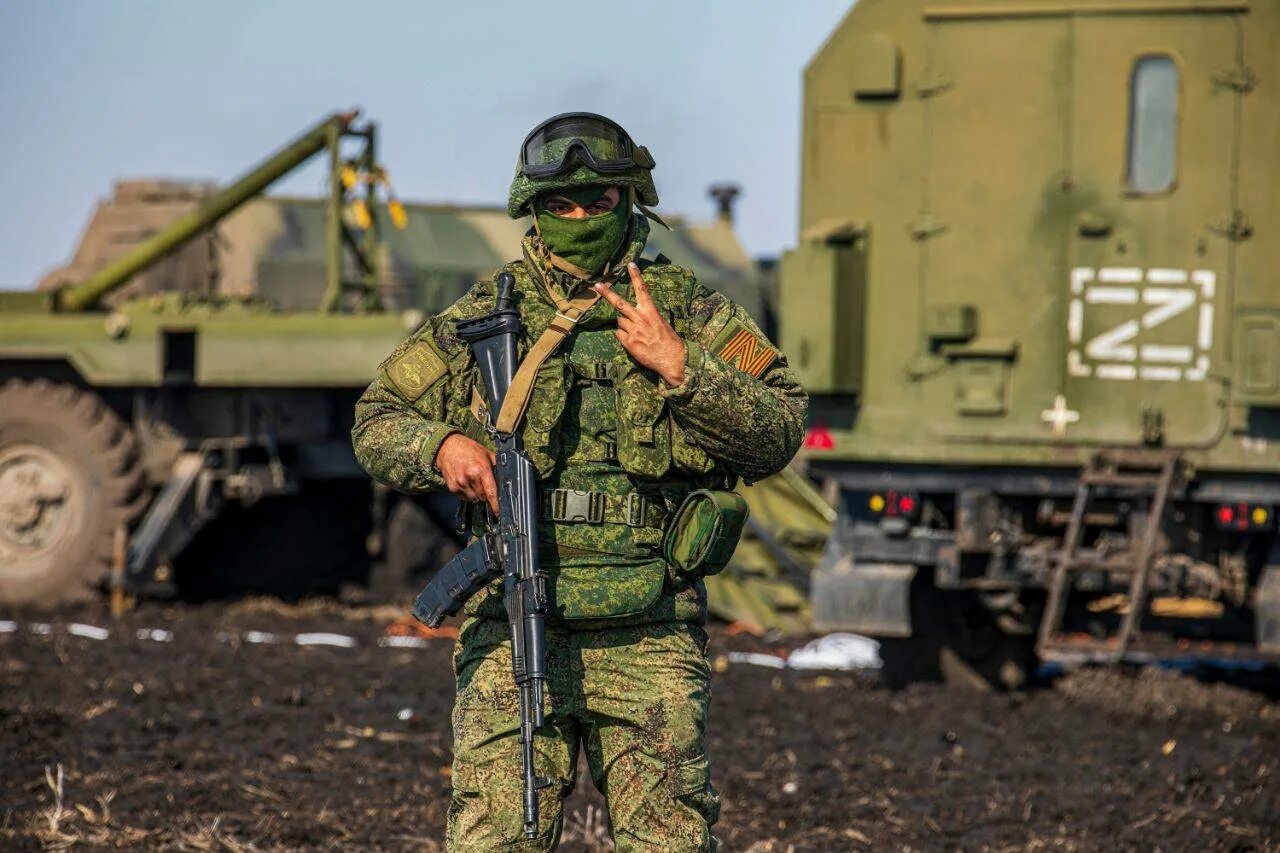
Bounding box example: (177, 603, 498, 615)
(625, 493, 648, 528)
(549, 488, 605, 524)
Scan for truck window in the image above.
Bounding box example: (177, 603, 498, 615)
(1126, 55, 1178, 193)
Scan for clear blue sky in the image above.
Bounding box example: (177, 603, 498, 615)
(0, 1, 851, 287)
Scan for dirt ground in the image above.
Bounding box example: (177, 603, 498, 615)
(2, 598, 1277, 852)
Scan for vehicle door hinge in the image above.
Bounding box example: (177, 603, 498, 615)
(915, 73, 954, 98)
(910, 214, 948, 241)
(1212, 64, 1257, 93)
(1208, 210, 1253, 242)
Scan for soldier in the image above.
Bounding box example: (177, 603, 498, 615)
(352, 112, 807, 851)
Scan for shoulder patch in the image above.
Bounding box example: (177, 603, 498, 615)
(712, 318, 778, 379)
(386, 340, 448, 402)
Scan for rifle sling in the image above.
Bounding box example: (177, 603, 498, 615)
(494, 288, 602, 435)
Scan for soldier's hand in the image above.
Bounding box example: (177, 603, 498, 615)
(594, 263, 687, 387)
(434, 433, 499, 514)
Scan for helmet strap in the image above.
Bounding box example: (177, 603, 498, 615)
(637, 202, 671, 230)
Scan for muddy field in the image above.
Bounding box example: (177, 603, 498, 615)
(2, 599, 1278, 852)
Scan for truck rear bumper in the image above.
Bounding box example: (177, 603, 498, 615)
(811, 556, 915, 636)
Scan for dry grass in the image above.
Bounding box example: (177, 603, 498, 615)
(173, 817, 259, 852)
(30, 764, 154, 850)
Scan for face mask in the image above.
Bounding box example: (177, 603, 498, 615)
(534, 187, 630, 276)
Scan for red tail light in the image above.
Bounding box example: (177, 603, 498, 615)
(804, 425, 835, 450)
(1214, 503, 1272, 531)
(868, 490, 920, 520)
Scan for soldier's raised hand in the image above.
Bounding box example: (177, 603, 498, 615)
(594, 262, 687, 387)
(434, 433, 499, 514)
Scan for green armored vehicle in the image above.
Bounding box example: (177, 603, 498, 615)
(784, 0, 1279, 685)
(0, 111, 781, 609)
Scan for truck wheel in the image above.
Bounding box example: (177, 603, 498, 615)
(877, 573, 947, 688)
(0, 380, 144, 607)
(936, 594, 1038, 692)
(879, 581, 1037, 691)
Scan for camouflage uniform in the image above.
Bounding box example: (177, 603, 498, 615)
(353, 165, 806, 849)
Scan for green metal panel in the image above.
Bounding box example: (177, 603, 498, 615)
(1235, 311, 1280, 404)
(0, 313, 163, 384)
(0, 303, 416, 387)
(851, 32, 902, 98)
(920, 14, 1072, 441)
(778, 237, 865, 393)
(788, 0, 1276, 474)
(1062, 15, 1238, 447)
(193, 313, 412, 386)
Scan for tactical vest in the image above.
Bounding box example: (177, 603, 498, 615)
(454, 260, 732, 556)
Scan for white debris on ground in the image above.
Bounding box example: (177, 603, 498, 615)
(294, 632, 358, 648)
(723, 633, 883, 672)
(68, 623, 111, 640)
(727, 651, 788, 669)
(786, 633, 882, 671)
(378, 635, 428, 649)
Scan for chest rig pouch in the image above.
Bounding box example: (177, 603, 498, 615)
(466, 263, 731, 622)
(500, 261, 702, 484)
(614, 364, 670, 479)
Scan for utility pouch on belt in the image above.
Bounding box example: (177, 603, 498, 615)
(663, 489, 749, 577)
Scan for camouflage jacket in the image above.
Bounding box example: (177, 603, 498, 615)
(352, 215, 808, 625)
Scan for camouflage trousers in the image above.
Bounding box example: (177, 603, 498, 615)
(446, 617, 720, 852)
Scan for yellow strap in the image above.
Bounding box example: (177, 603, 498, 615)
(494, 289, 602, 434)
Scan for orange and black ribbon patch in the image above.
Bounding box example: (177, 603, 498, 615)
(714, 319, 778, 378)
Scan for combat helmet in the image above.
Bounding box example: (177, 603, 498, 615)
(507, 112, 659, 219)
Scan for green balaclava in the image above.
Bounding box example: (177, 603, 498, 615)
(533, 186, 631, 277)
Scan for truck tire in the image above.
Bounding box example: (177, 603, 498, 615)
(936, 594, 1038, 692)
(0, 380, 144, 607)
(879, 580, 1037, 691)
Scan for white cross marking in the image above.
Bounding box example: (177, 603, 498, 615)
(1041, 394, 1080, 438)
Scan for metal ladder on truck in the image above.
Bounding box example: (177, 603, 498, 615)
(1036, 450, 1183, 661)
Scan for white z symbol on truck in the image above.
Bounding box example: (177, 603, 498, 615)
(1066, 267, 1214, 382)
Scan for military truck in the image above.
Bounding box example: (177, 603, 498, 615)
(783, 0, 1279, 686)
(0, 110, 783, 610)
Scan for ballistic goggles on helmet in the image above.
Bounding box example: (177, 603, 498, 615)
(518, 112, 655, 179)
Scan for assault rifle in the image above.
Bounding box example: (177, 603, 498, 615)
(411, 272, 550, 839)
